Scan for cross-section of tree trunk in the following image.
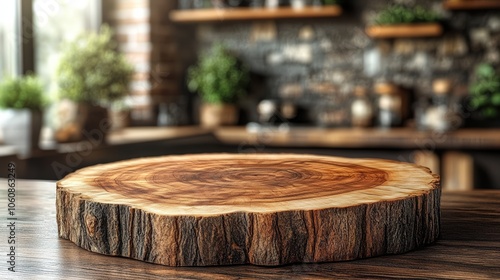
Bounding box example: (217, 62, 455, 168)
(56, 154, 440, 266)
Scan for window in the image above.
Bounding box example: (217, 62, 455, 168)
(0, 1, 21, 79)
(33, 0, 101, 97)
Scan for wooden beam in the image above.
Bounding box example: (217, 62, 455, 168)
(443, 151, 474, 191)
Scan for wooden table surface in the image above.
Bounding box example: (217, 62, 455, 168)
(1, 180, 499, 279)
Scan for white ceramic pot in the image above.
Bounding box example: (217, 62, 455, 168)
(0, 109, 42, 157)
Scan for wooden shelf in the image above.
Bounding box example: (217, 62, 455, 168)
(169, 6, 342, 23)
(365, 23, 443, 38)
(443, 0, 500, 10)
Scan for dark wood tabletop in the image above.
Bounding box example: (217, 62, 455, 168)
(1, 180, 499, 279)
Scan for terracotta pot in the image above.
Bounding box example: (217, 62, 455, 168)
(200, 103, 238, 127)
(56, 102, 109, 144)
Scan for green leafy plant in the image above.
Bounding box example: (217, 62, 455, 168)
(375, 5, 440, 25)
(0, 75, 46, 110)
(469, 63, 500, 118)
(187, 44, 249, 104)
(57, 25, 134, 105)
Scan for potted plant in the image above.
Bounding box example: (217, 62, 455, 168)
(365, 5, 442, 38)
(467, 63, 500, 127)
(0, 75, 46, 157)
(187, 44, 249, 127)
(56, 25, 134, 143)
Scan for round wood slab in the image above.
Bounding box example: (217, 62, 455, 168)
(56, 153, 441, 266)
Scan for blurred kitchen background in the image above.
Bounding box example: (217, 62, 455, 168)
(1, 0, 500, 191)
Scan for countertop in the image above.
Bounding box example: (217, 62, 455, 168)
(214, 126, 500, 149)
(2, 126, 500, 159)
(0, 126, 212, 158)
(0, 180, 499, 279)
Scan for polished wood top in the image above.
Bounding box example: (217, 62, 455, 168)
(58, 154, 436, 214)
(1, 179, 499, 279)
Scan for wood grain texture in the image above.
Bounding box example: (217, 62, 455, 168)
(1, 180, 499, 279)
(56, 154, 440, 266)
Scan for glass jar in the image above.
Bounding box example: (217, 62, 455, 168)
(290, 0, 306, 10)
(374, 82, 402, 128)
(265, 0, 278, 9)
(350, 86, 374, 128)
(423, 79, 461, 132)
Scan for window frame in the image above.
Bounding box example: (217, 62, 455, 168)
(16, 0, 104, 76)
(21, 0, 35, 75)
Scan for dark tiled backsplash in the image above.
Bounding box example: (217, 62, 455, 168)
(194, 0, 500, 123)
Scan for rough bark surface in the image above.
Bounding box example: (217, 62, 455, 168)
(56, 153, 441, 266)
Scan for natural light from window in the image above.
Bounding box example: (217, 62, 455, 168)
(33, 0, 101, 98)
(0, 1, 20, 80)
